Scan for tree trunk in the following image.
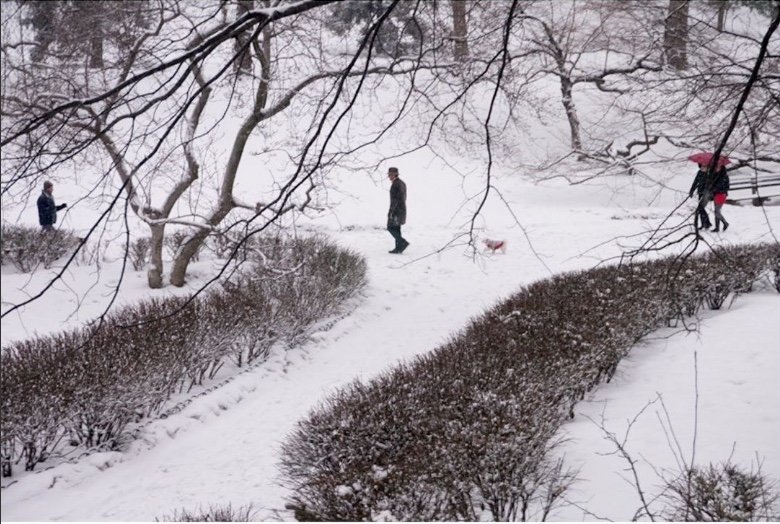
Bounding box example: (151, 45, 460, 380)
(450, 0, 469, 62)
(559, 75, 583, 152)
(539, 18, 583, 153)
(170, 27, 272, 287)
(147, 224, 165, 288)
(716, 2, 727, 32)
(664, 0, 689, 70)
(169, 221, 222, 287)
(89, 36, 104, 69)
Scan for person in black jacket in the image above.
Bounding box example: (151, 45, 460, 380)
(36, 181, 67, 232)
(688, 164, 712, 230)
(386, 167, 409, 254)
(711, 166, 730, 232)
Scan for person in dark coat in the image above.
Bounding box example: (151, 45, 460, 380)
(688, 164, 712, 230)
(37, 181, 67, 232)
(711, 165, 730, 232)
(386, 167, 409, 254)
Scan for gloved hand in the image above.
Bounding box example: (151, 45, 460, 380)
(57, 203, 67, 210)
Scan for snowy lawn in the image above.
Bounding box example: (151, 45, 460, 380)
(1, 170, 778, 521)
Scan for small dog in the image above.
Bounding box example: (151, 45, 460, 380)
(482, 238, 507, 254)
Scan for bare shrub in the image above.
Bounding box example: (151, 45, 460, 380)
(0, 224, 81, 271)
(0, 235, 366, 476)
(663, 461, 780, 521)
(207, 225, 256, 260)
(157, 503, 255, 522)
(280, 243, 776, 521)
(130, 237, 151, 271)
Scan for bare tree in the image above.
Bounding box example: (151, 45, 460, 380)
(516, 1, 663, 153)
(1, 0, 466, 311)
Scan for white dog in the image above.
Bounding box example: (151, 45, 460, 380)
(482, 238, 507, 254)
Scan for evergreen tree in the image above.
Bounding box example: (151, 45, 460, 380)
(24, 0, 151, 68)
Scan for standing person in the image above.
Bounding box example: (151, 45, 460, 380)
(386, 167, 409, 254)
(712, 165, 730, 232)
(37, 181, 67, 232)
(688, 164, 712, 230)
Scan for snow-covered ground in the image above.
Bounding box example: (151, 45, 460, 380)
(2, 163, 778, 521)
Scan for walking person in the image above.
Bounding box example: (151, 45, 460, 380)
(37, 181, 67, 232)
(386, 167, 409, 254)
(688, 164, 712, 230)
(712, 165, 730, 232)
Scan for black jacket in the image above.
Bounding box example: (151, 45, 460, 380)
(388, 178, 407, 226)
(712, 167, 729, 194)
(689, 170, 708, 198)
(37, 191, 65, 226)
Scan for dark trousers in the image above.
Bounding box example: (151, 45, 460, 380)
(695, 195, 711, 228)
(387, 225, 407, 250)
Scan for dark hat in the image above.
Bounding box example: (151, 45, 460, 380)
(388, 167, 399, 175)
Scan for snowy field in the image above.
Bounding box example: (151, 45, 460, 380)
(1, 162, 778, 521)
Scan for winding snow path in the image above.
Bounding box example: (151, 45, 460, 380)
(2, 215, 778, 521)
(1, 226, 556, 521)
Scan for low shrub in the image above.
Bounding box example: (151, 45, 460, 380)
(129, 237, 151, 271)
(1, 234, 366, 476)
(206, 223, 258, 261)
(157, 503, 255, 522)
(0, 223, 81, 272)
(280, 243, 779, 521)
(663, 461, 779, 521)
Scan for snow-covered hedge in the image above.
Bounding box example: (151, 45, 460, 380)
(0, 224, 81, 272)
(281, 243, 779, 521)
(0, 235, 366, 476)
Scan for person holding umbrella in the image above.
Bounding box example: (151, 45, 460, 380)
(688, 163, 713, 230)
(687, 152, 731, 231)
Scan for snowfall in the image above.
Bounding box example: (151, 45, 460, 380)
(1, 149, 778, 522)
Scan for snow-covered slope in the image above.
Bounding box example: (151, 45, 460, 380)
(2, 164, 778, 520)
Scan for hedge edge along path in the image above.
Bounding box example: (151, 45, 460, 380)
(281, 243, 780, 521)
(1, 235, 367, 479)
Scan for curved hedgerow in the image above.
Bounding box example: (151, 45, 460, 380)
(0, 223, 81, 271)
(280, 243, 779, 521)
(0, 234, 367, 475)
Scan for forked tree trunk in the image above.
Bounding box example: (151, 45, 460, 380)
(539, 19, 583, 153)
(664, 0, 690, 70)
(171, 27, 272, 287)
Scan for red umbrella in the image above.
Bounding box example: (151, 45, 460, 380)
(688, 151, 731, 167)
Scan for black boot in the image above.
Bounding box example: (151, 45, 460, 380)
(723, 220, 729, 231)
(713, 218, 720, 232)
